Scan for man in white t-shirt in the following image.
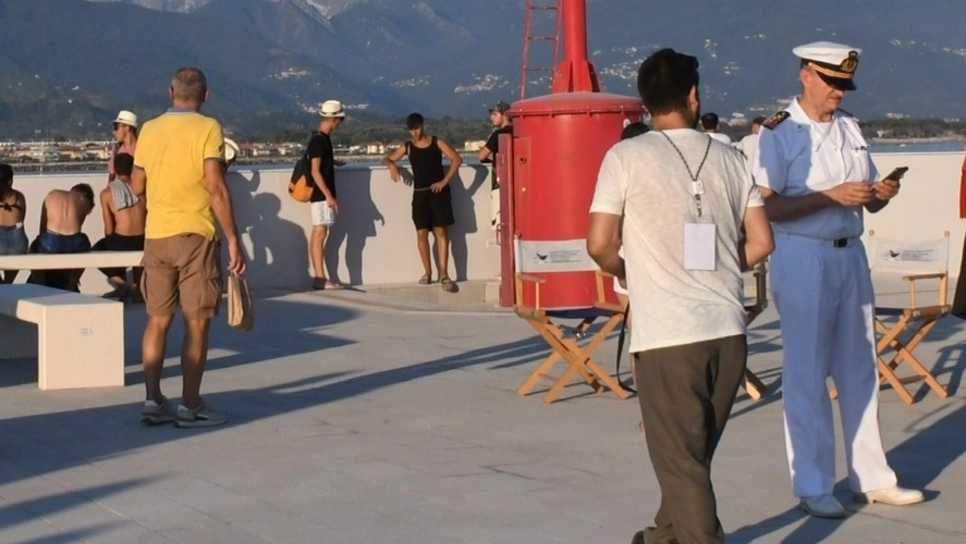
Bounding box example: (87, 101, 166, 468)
(700, 112, 731, 145)
(738, 116, 765, 166)
(587, 48, 774, 544)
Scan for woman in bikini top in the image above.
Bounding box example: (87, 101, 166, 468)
(0, 163, 29, 282)
(0, 198, 24, 214)
(0, 162, 26, 228)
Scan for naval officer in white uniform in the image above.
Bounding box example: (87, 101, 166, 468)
(754, 41, 924, 518)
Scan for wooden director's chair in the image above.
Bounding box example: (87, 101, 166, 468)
(514, 239, 632, 404)
(741, 262, 770, 400)
(593, 262, 770, 401)
(865, 230, 952, 404)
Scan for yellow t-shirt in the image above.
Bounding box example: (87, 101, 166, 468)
(134, 109, 225, 240)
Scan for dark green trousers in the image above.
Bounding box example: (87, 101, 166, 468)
(634, 334, 747, 544)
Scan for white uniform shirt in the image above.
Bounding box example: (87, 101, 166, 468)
(590, 129, 765, 353)
(739, 133, 759, 166)
(754, 97, 879, 240)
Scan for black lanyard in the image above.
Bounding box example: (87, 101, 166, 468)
(660, 132, 712, 217)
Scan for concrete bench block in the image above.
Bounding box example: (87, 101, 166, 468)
(0, 284, 125, 390)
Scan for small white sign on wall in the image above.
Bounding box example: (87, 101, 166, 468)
(516, 239, 598, 273)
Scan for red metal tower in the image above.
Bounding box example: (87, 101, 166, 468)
(550, 0, 600, 93)
(520, 0, 562, 100)
(498, 0, 643, 308)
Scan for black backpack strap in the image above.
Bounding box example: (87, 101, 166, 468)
(292, 134, 315, 181)
(304, 132, 320, 160)
(614, 305, 636, 394)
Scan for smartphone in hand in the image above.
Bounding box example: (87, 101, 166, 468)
(885, 166, 909, 181)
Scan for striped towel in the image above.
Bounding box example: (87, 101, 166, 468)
(109, 180, 139, 211)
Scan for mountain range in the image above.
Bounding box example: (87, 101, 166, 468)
(2, 0, 966, 140)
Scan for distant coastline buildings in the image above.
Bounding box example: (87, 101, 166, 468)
(0, 138, 493, 170)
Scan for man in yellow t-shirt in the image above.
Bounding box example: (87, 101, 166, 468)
(131, 66, 247, 428)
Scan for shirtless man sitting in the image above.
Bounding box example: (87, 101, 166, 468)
(30, 183, 96, 291)
(93, 153, 147, 300)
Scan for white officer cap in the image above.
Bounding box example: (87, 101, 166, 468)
(793, 41, 861, 91)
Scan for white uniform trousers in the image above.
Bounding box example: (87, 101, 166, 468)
(771, 233, 897, 497)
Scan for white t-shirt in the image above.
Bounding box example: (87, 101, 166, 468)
(708, 132, 732, 145)
(739, 133, 759, 166)
(590, 129, 764, 353)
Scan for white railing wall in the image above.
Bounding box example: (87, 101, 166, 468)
(9, 163, 502, 294)
(6, 152, 964, 295)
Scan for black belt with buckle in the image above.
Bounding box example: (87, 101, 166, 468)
(833, 238, 848, 248)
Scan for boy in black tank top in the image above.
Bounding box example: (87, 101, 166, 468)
(382, 113, 463, 293)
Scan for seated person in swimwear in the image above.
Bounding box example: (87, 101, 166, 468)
(222, 137, 239, 170)
(93, 153, 146, 300)
(31, 184, 96, 291)
(108, 110, 138, 183)
(0, 163, 28, 283)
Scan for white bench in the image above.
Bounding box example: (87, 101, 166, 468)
(0, 251, 144, 271)
(0, 284, 125, 390)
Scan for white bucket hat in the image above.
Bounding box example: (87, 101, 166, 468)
(113, 110, 138, 128)
(223, 137, 240, 164)
(319, 100, 346, 118)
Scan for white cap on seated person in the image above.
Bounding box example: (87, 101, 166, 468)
(113, 110, 138, 128)
(223, 137, 239, 167)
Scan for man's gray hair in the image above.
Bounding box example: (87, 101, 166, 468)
(171, 67, 208, 102)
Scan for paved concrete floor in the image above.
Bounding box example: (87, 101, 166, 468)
(0, 287, 963, 544)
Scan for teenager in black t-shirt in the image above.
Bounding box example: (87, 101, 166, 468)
(308, 100, 346, 290)
(478, 101, 513, 229)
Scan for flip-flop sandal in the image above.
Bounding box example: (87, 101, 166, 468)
(418, 275, 432, 285)
(440, 277, 456, 293)
(102, 286, 129, 300)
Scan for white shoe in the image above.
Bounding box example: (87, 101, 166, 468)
(799, 494, 846, 518)
(855, 486, 924, 506)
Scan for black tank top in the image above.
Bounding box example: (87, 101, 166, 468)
(407, 137, 445, 190)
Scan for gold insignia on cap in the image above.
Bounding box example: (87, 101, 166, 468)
(840, 51, 859, 74)
(807, 50, 860, 80)
(762, 110, 789, 130)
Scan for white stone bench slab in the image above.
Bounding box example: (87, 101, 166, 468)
(0, 284, 125, 390)
(0, 251, 143, 270)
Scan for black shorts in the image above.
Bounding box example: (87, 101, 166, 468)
(93, 233, 146, 252)
(412, 189, 454, 230)
(93, 233, 145, 278)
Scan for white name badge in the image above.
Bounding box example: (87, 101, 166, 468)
(684, 223, 717, 271)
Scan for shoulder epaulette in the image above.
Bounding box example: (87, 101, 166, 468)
(762, 111, 789, 130)
(837, 108, 861, 124)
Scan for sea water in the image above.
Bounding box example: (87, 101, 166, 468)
(870, 141, 964, 153)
